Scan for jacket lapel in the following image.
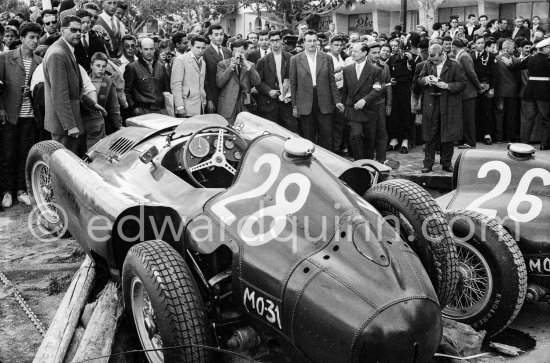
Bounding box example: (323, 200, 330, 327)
(348, 67, 358, 97)
(300, 53, 311, 77)
(440, 59, 452, 78)
(315, 52, 324, 78)
(12, 48, 25, 71)
(189, 55, 200, 73)
(268, 53, 277, 80)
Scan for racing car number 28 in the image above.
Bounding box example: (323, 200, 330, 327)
(211, 153, 311, 246)
(466, 161, 550, 223)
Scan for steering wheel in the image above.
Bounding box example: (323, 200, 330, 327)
(183, 126, 247, 188)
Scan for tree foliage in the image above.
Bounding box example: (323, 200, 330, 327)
(124, 0, 242, 33)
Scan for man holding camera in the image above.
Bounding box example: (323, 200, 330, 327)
(418, 44, 466, 173)
(216, 40, 260, 125)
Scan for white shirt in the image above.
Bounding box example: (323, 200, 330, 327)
(273, 52, 283, 88)
(99, 11, 126, 36)
(260, 48, 271, 58)
(32, 63, 94, 95)
(118, 56, 135, 74)
(330, 53, 345, 88)
(436, 61, 445, 78)
(355, 60, 366, 80)
(305, 51, 317, 86)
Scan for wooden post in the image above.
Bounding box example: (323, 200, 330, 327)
(72, 282, 123, 363)
(33, 256, 95, 363)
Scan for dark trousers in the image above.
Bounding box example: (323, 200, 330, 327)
(424, 100, 454, 168)
(349, 119, 376, 160)
(0, 118, 38, 194)
(475, 94, 494, 139)
(521, 99, 550, 145)
(462, 97, 477, 146)
(260, 101, 298, 134)
(386, 82, 412, 140)
(300, 88, 334, 151)
(375, 103, 388, 162)
(333, 87, 348, 152)
(494, 97, 518, 142)
(51, 133, 81, 154)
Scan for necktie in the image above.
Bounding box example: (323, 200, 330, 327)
(218, 47, 223, 59)
(111, 17, 118, 37)
(82, 34, 88, 49)
(195, 57, 202, 70)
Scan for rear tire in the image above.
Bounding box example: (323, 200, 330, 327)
(122, 240, 210, 363)
(442, 210, 527, 338)
(364, 179, 458, 308)
(25, 141, 68, 236)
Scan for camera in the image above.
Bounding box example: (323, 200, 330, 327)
(165, 52, 175, 61)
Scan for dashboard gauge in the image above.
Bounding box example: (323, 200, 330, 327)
(225, 138, 235, 150)
(189, 137, 210, 158)
(234, 151, 242, 160)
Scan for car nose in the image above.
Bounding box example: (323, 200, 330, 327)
(352, 298, 442, 363)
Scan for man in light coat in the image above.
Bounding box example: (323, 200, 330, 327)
(216, 40, 260, 125)
(171, 35, 207, 117)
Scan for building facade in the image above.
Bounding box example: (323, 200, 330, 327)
(221, 0, 550, 37)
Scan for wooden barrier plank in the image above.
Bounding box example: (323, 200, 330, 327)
(33, 256, 95, 363)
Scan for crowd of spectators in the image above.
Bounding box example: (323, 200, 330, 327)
(1, 3, 550, 208)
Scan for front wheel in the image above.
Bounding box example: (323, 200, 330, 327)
(364, 179, 458, 308)
(442, 210, 527, 338)
(25, 141, 67, 236)
(122, 240, 210, 363)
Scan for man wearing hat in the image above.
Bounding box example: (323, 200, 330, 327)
(504, 37, 550, 149)
(282, 34, 299, 55)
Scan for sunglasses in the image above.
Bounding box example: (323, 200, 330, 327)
(44, 21, 57, 26)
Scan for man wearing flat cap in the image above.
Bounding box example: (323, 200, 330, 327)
(504, 37, 550, 149)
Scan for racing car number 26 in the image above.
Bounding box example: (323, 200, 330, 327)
(466, 161, 550, 223)
(211, 153, 311, 246)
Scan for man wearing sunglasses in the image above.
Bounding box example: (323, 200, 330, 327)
(43, 15, 85, 153)
(417, 44, 466, 173)
(39, 9, 59, 45)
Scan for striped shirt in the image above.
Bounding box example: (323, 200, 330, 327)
(19, 58, 34, 118)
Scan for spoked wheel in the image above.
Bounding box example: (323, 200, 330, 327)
(130, 276, 164, 363)
(444, 239, 493, 320)
(442, 210, 527, 337)
(26, 141, 68, 236)
(31, 160, 60, 224)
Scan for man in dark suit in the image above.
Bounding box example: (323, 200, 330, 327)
(418, 44, 466, 173)
(494, 39, 519, 142)
(506, 38, 550, 149)
(95, 0, 124, 58)
(0, 21, 42, 208)
(216, 40, 260, 125)
(512, 16, 531, 40)
(246, 29, 270, 65)
(496, 19, 511, 39)
(452, 39, 483, 149)
(204, 24, 232, 114)
(256, 30, 297, 132)
(75, 9, 108, 71)
(43, 15, 84, 153)
(341, 43, 384, 160)
(472, 37, 497, 144)
(290, 30, 344, 151)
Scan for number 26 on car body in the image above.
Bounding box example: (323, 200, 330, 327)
(466, 160, 550, 223)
